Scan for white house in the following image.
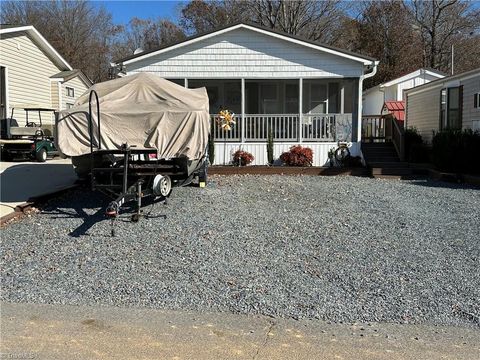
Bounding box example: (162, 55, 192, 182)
(0, 25, 92, 131)
(405, 67, 480, 143)
(362, 68, 445, 116)
(112, 22, 378, 166)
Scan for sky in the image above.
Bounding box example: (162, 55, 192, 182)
(93, 0, 187, 25)
(94, 0, 480, 26)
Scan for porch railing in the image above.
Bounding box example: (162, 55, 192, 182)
(211, 113, 351, 142)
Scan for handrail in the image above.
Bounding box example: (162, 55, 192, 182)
(390, 116, 405, 161)
(88, 90, 101, 152)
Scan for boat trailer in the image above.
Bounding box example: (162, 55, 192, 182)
(85, 90, 207, 236)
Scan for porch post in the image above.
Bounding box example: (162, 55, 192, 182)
(184, 78, 188, 88)
(299, 78, 303, 143)
(340, 81, 345, 114)
(356, 76, 364, 142)
(241, 78, 245, 143)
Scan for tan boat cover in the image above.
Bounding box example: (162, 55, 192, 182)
(55, 73, 210, 159)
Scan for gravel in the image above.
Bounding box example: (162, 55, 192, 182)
(1, 175, 479, 327)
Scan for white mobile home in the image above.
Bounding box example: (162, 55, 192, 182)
(405, 68, 480, 143)
(0, 25, 92, 130)
(362, 68, 445, 116)
(112, 22, 378, 166)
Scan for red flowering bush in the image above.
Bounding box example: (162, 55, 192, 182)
(233, 150, 254, 166)
(280, 145, 313, 167)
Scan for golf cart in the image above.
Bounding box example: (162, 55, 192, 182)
(0, 107, 57, 162)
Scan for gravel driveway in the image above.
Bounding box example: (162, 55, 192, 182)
(1, 175, 479, 328)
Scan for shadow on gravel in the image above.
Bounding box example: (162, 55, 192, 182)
(0, 163, 76, 202)
(40, 189, 167, 237)
(40, 190, 109, 237)
(407, 179, 479, 190)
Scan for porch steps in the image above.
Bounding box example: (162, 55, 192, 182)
(362, 142, 413, 179)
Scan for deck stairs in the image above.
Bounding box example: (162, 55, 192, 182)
(362, 142, 412, 179)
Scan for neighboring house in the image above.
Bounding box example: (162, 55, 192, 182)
(0, 25, 92, 130)
(405, 68, 480, 143)
(111, 22, 378, 166)
(362, 68, 445, 116)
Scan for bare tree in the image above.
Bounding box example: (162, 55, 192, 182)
(115, 17, 185, 54)
(249, 0, 345, 44)
(180, 0, 250, 34)
(0, 0, 118, 82)
(408, 0, 480, 72)
(355, 0, 424, 87)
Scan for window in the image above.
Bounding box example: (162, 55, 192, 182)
(66, 86, 74, 97)
(309, 83, 327, 113)
(440, 89, 447, 129)
(439, 86, 462, 130)
(285, 83, 298, 113)
(66, 103, 74, 109)
(474, 93, 480, 109)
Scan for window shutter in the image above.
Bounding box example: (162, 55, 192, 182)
(475, 93, 478, 109)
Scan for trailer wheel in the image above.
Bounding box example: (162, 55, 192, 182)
(153, 174, 172, 197)
(36, 148, 47, 162)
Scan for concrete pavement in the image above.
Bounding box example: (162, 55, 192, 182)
(1, 302, 479, 360)
(0, 158, 77, 218)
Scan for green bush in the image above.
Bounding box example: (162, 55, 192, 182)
(208, 120, 215, 165)
(432, 129, 480, 174)
(266, 128, 274, 165)
(405, 127, 424, 162)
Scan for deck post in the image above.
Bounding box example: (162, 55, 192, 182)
(299, 78, 303, 143)
(241, 78, 245, 143)
(184, 79, 188, 88)
(340, 81, 345, 114)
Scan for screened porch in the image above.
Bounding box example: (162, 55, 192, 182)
(169, 78, 360, 143)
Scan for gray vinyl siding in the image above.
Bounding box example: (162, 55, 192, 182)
(51, 81, 60, 110)
(406, 72, 480, 143)
(406, 87, 441, 143)
(62, 76, 89, 109)
(127, 28, 364, 79)
(461, 74, 480, 130)
(0, 31, 61, 125)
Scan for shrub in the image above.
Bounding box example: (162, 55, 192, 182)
(208, 120, 215, 164)
(432, 129, 480, 174)
(232, 150, 254, 166)
(266, 128, 274, 165)
(405, 127, 423, 162)
(280, 145, 313, 167)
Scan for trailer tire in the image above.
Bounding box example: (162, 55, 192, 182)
(36, 148, 47, 162)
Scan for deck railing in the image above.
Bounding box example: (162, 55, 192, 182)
(361, 114, 405, 160)
(211, 113, 351, 142)
(361, 115, 385, 142)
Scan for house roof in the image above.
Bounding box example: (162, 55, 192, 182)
(50, 69, 93, 87)
(405, 67, 480, 96)
(382, 101, 405, 121)
(0, 24, 72, 71)
(114, 21, 377, 66)
(363, 68, 446, 95)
